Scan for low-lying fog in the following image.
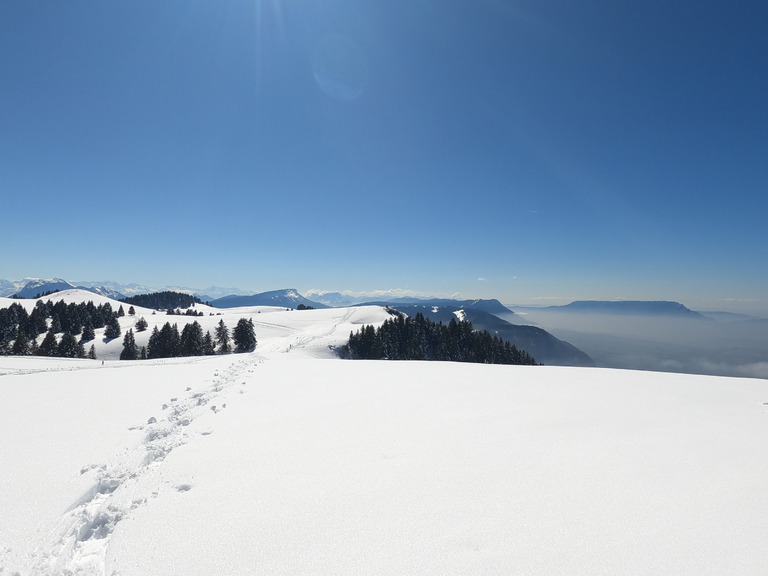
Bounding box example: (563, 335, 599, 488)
(505, 310, 768, 380)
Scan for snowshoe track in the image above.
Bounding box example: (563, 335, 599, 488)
(25, 355, 260, 576)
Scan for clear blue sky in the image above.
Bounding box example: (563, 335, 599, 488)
(1, 1, 766, 313)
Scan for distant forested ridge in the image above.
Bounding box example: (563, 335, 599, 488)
(121, 291, 203, 310)
(345, 312, 537, 365)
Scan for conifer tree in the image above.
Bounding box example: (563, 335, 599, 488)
(233, 318, 257, 353)
(88, 344, 97, 360)
(203, 331, 215, 356)
(147, 326, 161, 359)
(11, 327, 29, 355)
(120, 329, 139, 360)
(104, 315, 121, 340)
(135, 317, 148, 332)
(58, 332, 82, 358)
(180, 321, 204, 357)
(80, 321, 96, 343)
(215, 319, 230, 354)
(38, 329, 58, 357)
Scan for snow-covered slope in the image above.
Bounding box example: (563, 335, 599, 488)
(1, 301, 768, 575)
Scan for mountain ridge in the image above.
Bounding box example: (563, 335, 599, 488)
(210, 289, 330, 310)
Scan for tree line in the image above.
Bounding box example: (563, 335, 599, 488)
(120, 291, 205, 310)
(1, 299, 257, 361)
(344, 312, 537, 365)
(122, 318, 257, 360)
(0, 300, 127, 358)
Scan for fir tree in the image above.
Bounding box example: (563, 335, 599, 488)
(128, 306, 135, 316)
(215, 319, 230, 354)
(147, 326, 161, 359)
(80, 321, 96, 343)
(104, 315, 121, 340)
(38, 329, 58, 357)
(58, 332, 82, 358)
(233, 318, 257, 353)
(180, 321, 204, 357)
(120, 329, 139, 360)
(135, 317, 149, 332)
(11, 327, 29, 355)
(203, 331, 215, 356)
(88, 344, 97, 360)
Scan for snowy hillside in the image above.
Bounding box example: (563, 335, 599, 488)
(1, 293, 768, 575)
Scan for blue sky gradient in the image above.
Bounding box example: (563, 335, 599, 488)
(1, 1, 766, 313)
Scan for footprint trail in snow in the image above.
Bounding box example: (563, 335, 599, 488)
(26, 356, 261, 576)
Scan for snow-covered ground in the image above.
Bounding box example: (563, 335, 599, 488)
(2, 291, 768, 575)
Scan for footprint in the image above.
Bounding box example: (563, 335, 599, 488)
(175, 484, 193, 492)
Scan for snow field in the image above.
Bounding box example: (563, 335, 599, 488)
(1, 292, 768, 574)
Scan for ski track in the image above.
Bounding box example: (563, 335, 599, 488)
(269, 308, 355, 354)
(23, 355, 261, 576)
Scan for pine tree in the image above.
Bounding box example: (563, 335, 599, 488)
(28, 306, 48, 336)
(180, 321, 204, 357)
(11, 327, 29, 355)
(38, 329, 58, 357)
(215, 319, 230, 354)
(203, 331, 215, 356)
(104, 314, 121, 340)
(88, 344, 97, 360)
(117, 305, 125, 317)
(58, 332, 81, 358)
(80, 321, 96, 343)
(233, 318, 257, 353)
(128, 306, 135, 316)
(120, 329, 139, 360)
(147, 326, 161, 359)
(135, 317, 148, 332)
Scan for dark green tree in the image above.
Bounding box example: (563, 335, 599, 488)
(104, 315, 121, 340)
(58, 332, 83, 358)
(38, 329, 58, 357)
(120, 329, 139, 360)
(11, 327, 29, 355)
(233, 318, 257, 353)
(88, 344, 97, 360)
(180, 321, 204, 357)
(135, 317, 149, 332)
(215, 319, 230, 354)
(147, 326, 161, 359)
(203, 331, 215, 355)
(80, 321, 96, 343)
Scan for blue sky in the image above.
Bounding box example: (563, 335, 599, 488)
(1, 1, 766, 313)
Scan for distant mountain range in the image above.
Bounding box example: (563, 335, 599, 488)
(540, 300, 707, 318)
(209, 289, 330, 310)
(1, 278, 126, 300)
(0, 278, 248, 301)
(356, 298, 514, 317)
